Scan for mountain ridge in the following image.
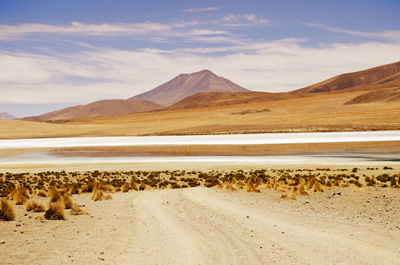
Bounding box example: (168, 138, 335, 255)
(23, 98, 162, 122)
(132, 69, 249, 106)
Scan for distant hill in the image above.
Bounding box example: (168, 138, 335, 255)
(23, 98, 162, 122)
(294, 61, 400, 94)
(132, 69, 249, 106)
(21, 61, 400, 122)
(344, 79, 400, 105)
(0, 111, 16, 119)
(163, 91, 295, 111)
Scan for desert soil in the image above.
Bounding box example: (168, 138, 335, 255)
(1, 186, 400, 265)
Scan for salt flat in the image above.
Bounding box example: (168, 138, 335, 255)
(0, 131, 399, 149)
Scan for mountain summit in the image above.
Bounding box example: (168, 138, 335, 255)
(132, 69, 249, 106)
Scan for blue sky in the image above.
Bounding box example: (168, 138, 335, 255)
(0, 0, 399, 116)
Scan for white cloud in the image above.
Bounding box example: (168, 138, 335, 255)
(0, 22, 178, 40)
(183, 7, 220, 13)
(1, 40, 400, 105)
(300, 21, 400, 40)
(221, 13, 269, 26)
(189, 29, 228, 35)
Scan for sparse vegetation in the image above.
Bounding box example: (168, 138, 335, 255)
(26, 200, 46, 212)
(44, 200, 65, 220)
(0, 167, 398, 207)
(0, 199, 16, 221)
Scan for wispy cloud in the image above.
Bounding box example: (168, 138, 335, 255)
(0, 22, 179, 40)
(189, 29, 228, 36)
(183, 7, 220, 13)
(2, 40, 400, 106)
(300, 21, 400, 40)
(221, 13, 269, 27)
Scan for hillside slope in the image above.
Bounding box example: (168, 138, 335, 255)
(294, 61, 400, 94)
(23, 98, 162, 122)
(133, 69, 249, 106)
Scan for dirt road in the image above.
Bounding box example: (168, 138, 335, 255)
(1, 187, 400, 264)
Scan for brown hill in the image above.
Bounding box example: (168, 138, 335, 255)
(23, 98, 162, 122)
(163, 91, 295, 111)
(294, 61, 400, 94)
(132, 69, 249, 106)
(344, 79, 400, 105)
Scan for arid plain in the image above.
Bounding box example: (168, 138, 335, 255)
(1, 62, 400, 265)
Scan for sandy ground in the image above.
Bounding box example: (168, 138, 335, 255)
(1, 90, 400, 139)
(1, 186, 400, 265)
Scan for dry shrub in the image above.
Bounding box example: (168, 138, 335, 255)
(274, 182, 287, 193)
(69, 185, 79, 195)
(121, 182, 131, 192)
(91, 189, 112, 201)
(130, 180, 139, 191)
(224, 182, 237, 191)
(312, 181, 324, 192)
(0, 199, 16, 221)
(8, 187, 30, 205)
(294, 184, 309, 196)
(245, 176, 260, 192)
(37, 189, 48, 197)
(63, 193, 74, 209)
(70, 204, 89, 215)
(280, 192, 297, 200)
(44, 201, 65, 220)
(231, 177, 238, 184)
(235, 180, 245, 189)
(26, 200, 45, 212)
(48, 187, 62, 203)
(139, 183, 146, 191)
(79, 182, 94, 193)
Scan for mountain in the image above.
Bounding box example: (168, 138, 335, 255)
(0, 111, 16, 119)
(132, 69, 249, 106)
(23, 98, 162, 122)
(163, 91, 295, 111)
(294, 61, 400, 94)
(344, 79, 400, 105)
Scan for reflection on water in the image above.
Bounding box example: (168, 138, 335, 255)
(1, 150, 399, 165)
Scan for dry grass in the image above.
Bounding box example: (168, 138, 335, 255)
(121, 182, 131, 192)
(91, 189, 113, 201)
(0, 199, 16, 221)
(48, 186, 63, 203)
(7, 187, 30, 205)
(44, 200, 65, 220)
(26, 200, 46, 212)
(70, 204, 89, 215)
(63, 193, 74, 209)
(37, 189, 48, 197)
(245, 176, 261, 192)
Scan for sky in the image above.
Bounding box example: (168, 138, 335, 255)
(0, 0, 399, 117)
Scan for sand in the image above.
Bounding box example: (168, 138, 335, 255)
(1, 186, 399, 265)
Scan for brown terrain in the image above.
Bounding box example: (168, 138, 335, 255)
(0, 61, 398, 139)
(23, 98, 162, 122)
(133, 69, 249, 106)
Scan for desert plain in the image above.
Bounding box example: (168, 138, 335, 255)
(1, 163, 400, 265)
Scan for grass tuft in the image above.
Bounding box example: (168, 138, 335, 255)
(0, 199, 16, 221)
(44, 200, 65, 220)
(26, 200, 46, 212)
